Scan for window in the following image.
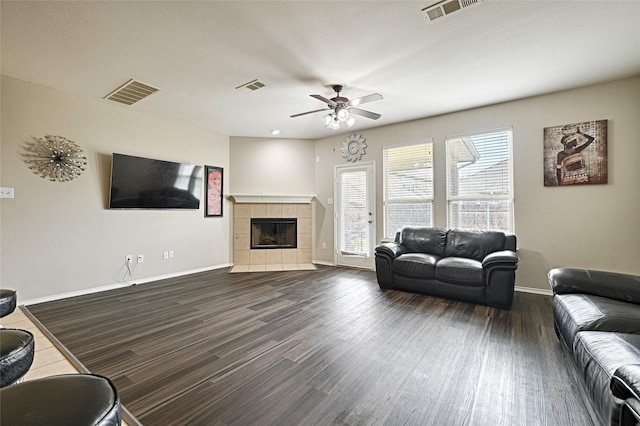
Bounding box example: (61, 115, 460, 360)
(338, 167, 370, 255)
(383, 140, 434, 238)
(446, 128, 514, 233)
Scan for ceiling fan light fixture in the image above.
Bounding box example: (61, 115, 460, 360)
(328, 116, 340, 130)
(292, 85, 382, 130)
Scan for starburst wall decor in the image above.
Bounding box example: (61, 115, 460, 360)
(22, 135, 87, 182)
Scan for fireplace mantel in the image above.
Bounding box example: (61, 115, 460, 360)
(228, 194, 316, 204)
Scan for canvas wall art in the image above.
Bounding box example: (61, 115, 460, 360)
(205, 165, 223, 217)
(543, 119, 608, 186)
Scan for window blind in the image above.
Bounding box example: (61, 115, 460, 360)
(383, 140, 434, 238)
(338, 168, 369, 256)
(446, 129, 514, 232)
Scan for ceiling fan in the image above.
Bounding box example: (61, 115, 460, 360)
(290, 85, 383, 129)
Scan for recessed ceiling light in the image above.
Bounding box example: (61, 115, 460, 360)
(271, 130, 281, 136)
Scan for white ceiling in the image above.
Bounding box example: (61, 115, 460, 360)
(2, 1, 639, 140)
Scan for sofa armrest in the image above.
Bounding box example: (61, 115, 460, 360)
(612, 364, 640, 426)
(374, 243, 406, 290)
(548, 268, 640, 303)
(375, 242, 407, 259)
(483, 251, 518, 309)
(482, 250, 518, 268)
(611, 364, 640, 401)
(621, 398, 640, 426)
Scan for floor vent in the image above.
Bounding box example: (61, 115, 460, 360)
(104, 79, 160, 105)
(422, 0, 482, 22)
(236, 79, 266, 93)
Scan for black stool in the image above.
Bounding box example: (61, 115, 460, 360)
(0, 374, 122, 425)
(0, 289, 17, 318)
(0, 328, 35, 387)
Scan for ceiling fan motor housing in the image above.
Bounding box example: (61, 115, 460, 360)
(330, 85, 348, 105)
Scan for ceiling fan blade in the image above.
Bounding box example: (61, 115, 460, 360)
(349, 107, 381, 120)
(349, 93, 383, 107)
(310, 94, 337, 107)
(290, 108, 331, 118)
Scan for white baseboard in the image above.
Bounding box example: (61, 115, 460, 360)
(313, 260, 336, 267)
(20, 263, 551, 306)
(515, 285, 553, 296)
(21, 263, 232, 306)
(132, 263, 232, 285)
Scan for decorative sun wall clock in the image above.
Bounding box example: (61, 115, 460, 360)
(341, 133, 366, 162)
(22, 135, 87, 182)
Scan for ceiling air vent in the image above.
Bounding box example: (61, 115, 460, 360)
(235, 79, 266, 94)
(422, 0, 482, 22)
(104, 79, 160, 105)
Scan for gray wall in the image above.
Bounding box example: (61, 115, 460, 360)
(229, 136, 315, 195)
(1, 76, 230, 302)
(3, 75, 639, 301)
(313, 77, 640, 291)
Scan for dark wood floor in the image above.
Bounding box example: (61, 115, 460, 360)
(26, 266, 593, 426)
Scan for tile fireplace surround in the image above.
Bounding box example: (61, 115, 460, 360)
(230, 195, 316, 273)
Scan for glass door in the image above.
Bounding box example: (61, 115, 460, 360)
(335, 162, 375, 269)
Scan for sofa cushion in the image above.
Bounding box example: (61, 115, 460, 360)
(434, 257, 484, 286)
(444, 229, 506, 261)
(573, 332, 640, 426)
(392, 253, 439, 279)
(399, 227, 447, 257)
(553, 293, 640, 351)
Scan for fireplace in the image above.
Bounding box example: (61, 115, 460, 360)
(251, 218, 297, 249)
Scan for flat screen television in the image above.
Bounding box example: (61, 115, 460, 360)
(109, 153, 203, 209)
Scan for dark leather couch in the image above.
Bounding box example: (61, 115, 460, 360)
(549, 268, 640, 426)
(374, 227, 518, 309)
(612, 364, 640, 426)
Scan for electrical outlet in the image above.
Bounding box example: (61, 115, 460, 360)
(322, 243, 327, 250)
(163, 251, 169, 260)
(125, 255, 133, 264)
(0, 187, 15, 199)
(169, 250, 174, 258)
(137, 254, 144, 263)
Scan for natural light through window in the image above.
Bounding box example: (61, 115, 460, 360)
(446, 129, 514, 233)
(383, 140, 434, 239)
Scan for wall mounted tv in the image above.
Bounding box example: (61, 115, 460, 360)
(109, 153, 203, 209)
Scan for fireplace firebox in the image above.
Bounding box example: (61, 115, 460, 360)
(251, 218, 297, 249)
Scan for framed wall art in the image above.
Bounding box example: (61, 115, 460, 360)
(205, 165, 223, 217)
(543, 119, 608, 186)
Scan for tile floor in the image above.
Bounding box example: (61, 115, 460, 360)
(2, 307, 132, 426)
(2, 308, 78, 380)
